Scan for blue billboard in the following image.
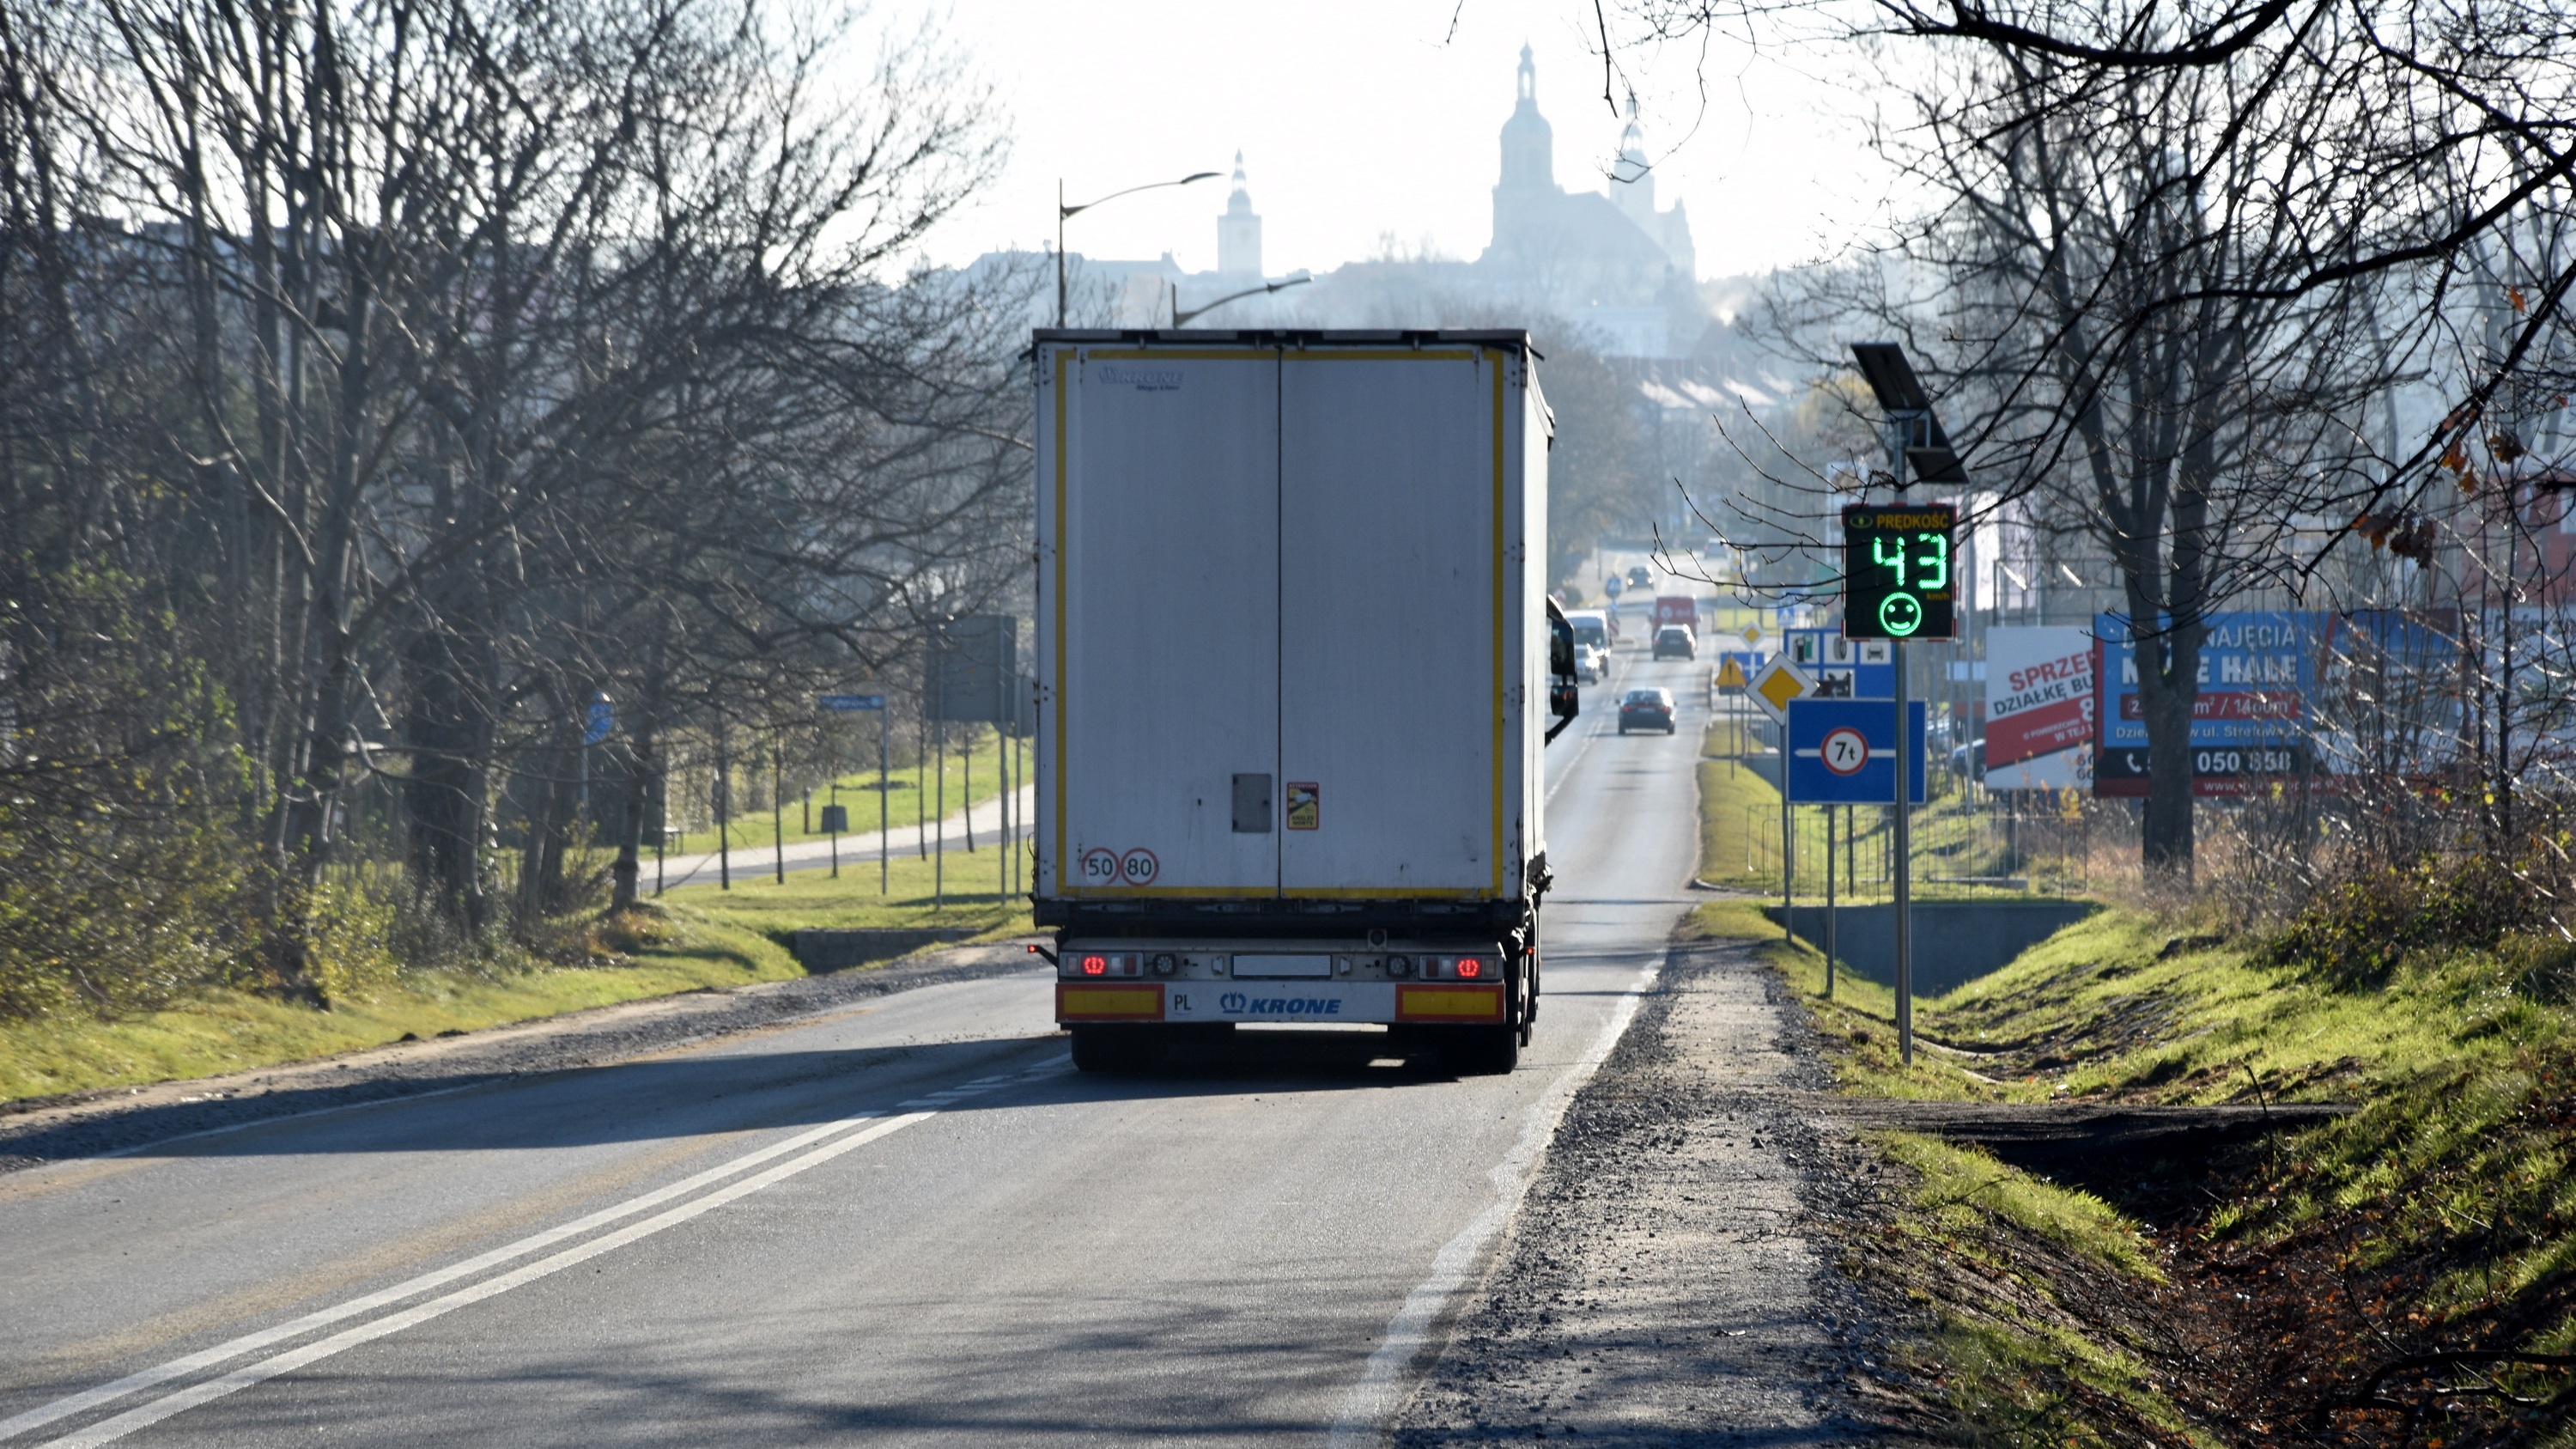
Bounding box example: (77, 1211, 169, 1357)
(2093, 612, 2324, 796)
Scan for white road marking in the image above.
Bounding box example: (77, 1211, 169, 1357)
(9, 1060, 1064, 1447)
(1326, 953, 1663, 1447)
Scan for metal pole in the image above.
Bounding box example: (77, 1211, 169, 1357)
(1055, 180, 1066, 329)
(654, 764, 665, 897)
(1826, 801, 1838, 999)
(1781, 725, 1794, 943)
(717, 728, 731, 891)
(878, 707, 890, 897)
(1895, 641, 1913, 1066)
(943, 711, 953, 902)
(773, 740, 785, 886)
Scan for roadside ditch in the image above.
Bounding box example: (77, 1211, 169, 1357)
(1394, 880, 2576, 1449)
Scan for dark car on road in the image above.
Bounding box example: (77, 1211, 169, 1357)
(1626, 564, 1652, 588)
(1650, 624, 1697, 661)
(1618, 686, 1676, 734)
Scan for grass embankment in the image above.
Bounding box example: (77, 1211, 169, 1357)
(0, 910, 797, 1105)
(656, 843, 1030, 942)
(1692, 812, 2576, 1442)
(3, 845, 1037, 1108)
(662, 725, 1024, 857)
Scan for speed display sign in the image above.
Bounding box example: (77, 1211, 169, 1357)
(1842, 502, 1957, 641)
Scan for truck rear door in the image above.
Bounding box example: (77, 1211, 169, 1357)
(1051, 348, 1279, 894)
(1278, 348, 1504, 897)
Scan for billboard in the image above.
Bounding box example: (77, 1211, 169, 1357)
(1984, 626, 2093, 791)
(2093, 612, 2323, 797)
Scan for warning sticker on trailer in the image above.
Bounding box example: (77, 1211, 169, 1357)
(1285, 782, 1319, 830)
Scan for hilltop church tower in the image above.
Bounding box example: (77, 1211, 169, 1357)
(1217, 152, 1262, 278)
(1491, 45, 1558, 253)
(1479, 46, 1701, 356)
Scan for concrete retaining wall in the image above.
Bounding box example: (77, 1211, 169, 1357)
(791, 928, 977, 972)
(1759, 900, 2099, 997)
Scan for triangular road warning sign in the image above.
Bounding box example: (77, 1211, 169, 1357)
(1716, 655, 1748, 688)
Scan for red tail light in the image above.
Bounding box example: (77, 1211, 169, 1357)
(1456, 959, 1484, 978)
(1082, 954, 1108, 976)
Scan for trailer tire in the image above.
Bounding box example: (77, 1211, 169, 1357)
(1447, 1025, 1521, 1075)
(1068, 1025, 1158, 1073)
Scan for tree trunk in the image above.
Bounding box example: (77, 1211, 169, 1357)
(2129, 618, 2205, 877)
(611, 717, 655, 913)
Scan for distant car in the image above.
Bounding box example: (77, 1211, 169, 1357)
(1574, 642, 1605, 684)
(1626, 565, 1652, 588)
(1618, 686, 1676, 734)
(1651, 624, 1697, 661)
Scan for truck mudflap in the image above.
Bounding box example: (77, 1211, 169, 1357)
(1054, 979, 1504, 1026)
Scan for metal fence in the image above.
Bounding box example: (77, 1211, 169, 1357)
(1741, 795, 2110, 898)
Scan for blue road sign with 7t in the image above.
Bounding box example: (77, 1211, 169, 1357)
(817, 693, 886, 711)
(1786, 698, 1928, 804)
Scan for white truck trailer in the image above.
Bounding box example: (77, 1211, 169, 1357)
(1031, 330, 1574, 1074)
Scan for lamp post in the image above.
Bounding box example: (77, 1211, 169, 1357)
(1057, 172, 1221, 327)
(1170, 271, 1313, 326)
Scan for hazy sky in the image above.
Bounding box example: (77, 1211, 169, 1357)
(917, 0, 1880, 283)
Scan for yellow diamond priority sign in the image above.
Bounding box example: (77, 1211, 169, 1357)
(1749, 656, 1813, 723)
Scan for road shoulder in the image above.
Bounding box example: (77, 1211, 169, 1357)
(1392, 932, 1934, 1446)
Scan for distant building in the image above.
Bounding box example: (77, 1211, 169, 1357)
(1476, 46, 1699, 356)
(1217, 152, 1262, 279)
(971, 52, 1713, 353)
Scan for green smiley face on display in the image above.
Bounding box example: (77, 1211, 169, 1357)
(1878, 593, 1923, 637)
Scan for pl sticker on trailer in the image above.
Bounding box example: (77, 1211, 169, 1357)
(1285, 782, 1319, 831)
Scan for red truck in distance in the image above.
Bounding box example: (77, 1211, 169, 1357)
(1652, 596, 1698, 631)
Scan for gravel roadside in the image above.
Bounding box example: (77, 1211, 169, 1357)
(0, 939, 1050, 1172)
(1391, 931, 1931, 1446)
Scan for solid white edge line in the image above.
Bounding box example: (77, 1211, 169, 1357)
(1324, 953, 1662, 1449)
(0, 1110, 892, 1444)
(41, 1111, 940, 1449)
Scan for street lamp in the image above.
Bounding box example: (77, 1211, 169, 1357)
(1058, 171, 1222, 327)
(1170, 271, 1313, 327)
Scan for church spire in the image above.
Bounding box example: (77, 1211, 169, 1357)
(1218, 149, 1262, 277)
(1498, 44, 1554, 192)
(1612, 94, 1655, 221)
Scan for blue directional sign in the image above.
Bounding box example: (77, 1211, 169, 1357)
(581, 692, 614, 746)
(1786, 698, 1927, 804)
(1783, 629, 1895, 699)
(817, 693, 886, 711)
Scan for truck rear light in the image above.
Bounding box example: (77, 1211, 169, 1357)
(1081, 954, 1108, 976)
(1151, 953, 1178, 976)
(1071, 953, 1141, 978)
(1420, 957, 1491, 980)
(1384, 954, 1414, 977)
(1455, 959, 1484, 979)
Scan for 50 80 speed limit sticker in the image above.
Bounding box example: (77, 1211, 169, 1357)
(1078, 847, 1160, 887)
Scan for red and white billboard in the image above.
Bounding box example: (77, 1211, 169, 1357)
(1984, 626, 2093, 790)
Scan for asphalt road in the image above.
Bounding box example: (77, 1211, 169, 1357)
(0, 647, 1712, 1448)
